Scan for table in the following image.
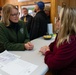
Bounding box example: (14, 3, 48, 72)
(0, 37, 55, 75)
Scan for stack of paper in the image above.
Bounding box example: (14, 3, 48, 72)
(0, 50, 38, 75)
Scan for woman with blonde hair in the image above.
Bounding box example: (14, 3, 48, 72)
(0, 4, 34, 52)
(40, 7, 76, 75)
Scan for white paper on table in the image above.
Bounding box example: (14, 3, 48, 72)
(0, 50, 20, 67)
(47, 23, 53, 34)
(1, 59, 38, 75)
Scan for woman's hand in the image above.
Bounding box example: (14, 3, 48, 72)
(24, 42, 34, 50)
(39, 46, 50, 55)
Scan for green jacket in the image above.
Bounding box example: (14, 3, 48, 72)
(0, 20, 30, 51)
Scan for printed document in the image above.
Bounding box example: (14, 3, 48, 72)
(0, 50, 38, 75)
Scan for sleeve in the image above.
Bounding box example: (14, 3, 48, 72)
(30, 17, 40, 40)
(49, 42, 55, 52)
(49, 36, 57, 52)
(45, 40, 76, 70)
(24, 24, 30, 43)
(0, 27, 25, 51)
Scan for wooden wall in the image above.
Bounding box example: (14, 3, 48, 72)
(69, 0, 76, 8)
(57, 0, 76, 8)
(3, 0, 75, 8)
(51, 0, 76, 31)
(3, 0, 50, 13)
(53, 0, 70, 31)
(57, 0, 69, 7)
(0, 0, 50, 11)
(0, 0, 5, 6)
(4, 0, 50, 6)
(0, 0, 76, 31)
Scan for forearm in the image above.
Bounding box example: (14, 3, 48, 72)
(45, 48, 76, 71)
(4, 42, 25, 51)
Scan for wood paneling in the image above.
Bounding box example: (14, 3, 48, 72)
(0, 0, 76, 32)
(50, 0, 58, 31)
(57, 0, 70, 7)
(57, 0, 76, 9)
(0, 0, 5, 6)
(52, 0, 70, 31)
(69, 0, 76, 8)
(4, 0, 50, 6)
(3, 0, 51, 22)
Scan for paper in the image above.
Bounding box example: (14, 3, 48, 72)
(0, 50, 20, 67)
(0, 51, 38, 75)
(47, 23, 53, 34)
(1, 59, 38, 75)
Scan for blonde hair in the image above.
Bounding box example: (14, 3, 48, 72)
(57, 7, 76, 47)
(2, 4, 18, 26)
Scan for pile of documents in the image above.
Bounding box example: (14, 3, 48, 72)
(0, 50, 38, 75)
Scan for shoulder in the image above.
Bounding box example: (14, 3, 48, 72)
(69, 35, 76, 44)
(27, 15, 33, 19)
(58, 35, 76, 50)
(27, 14, 32, 17)
(34, 13, 41, 19)
(0, 22, 4, 25)
(0, 22, 5, 28)
(64, 35, 76, 44)
(0, 22, 7, 34)
(35, 11, 45, 18)
(35, 12, 41, 16)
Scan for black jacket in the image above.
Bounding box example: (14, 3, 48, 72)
(21, 14, 33, 33)
(30, 11, 48, 40)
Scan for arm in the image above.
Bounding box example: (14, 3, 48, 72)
(45, 40, 76, 70)
(0, 27, 25, 51)
(49, 36, 57, 52)
(49, 42, 55, 52)
(40, 37, 57, 54)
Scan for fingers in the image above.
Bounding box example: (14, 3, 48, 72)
(24, 42, 34, 50)
(28, 42, 34, 47)
(28, 42, 34, 50)
(40, 46, 48, 51)
(39, 46, 50, 55)
(39, 46, 46, 55)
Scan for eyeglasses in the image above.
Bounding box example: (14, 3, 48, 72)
(10, 13, 19, 17)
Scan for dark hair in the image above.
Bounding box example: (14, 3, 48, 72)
(22, 8, 28, 11)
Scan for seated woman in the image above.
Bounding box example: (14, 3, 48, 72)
(40, 7, 76, 75)
(0, 4, 34, 52)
